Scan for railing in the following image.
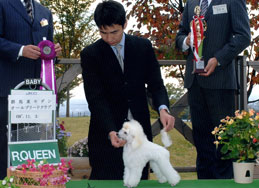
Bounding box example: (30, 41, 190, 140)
(56, 57, 259, 173)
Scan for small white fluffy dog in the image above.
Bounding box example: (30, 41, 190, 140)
(118, 120, 181, 187)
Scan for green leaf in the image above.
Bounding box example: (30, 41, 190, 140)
(221, 144, 229, 154)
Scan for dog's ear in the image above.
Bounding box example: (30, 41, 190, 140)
(131, 134, 143, 149)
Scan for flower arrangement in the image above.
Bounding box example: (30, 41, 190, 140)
(0, 176, 19, 188)
(56, 120, 71, 157)
(8, 159, 72, 187)
(68, 137, 89, 157)
(212, 109, 259, 162)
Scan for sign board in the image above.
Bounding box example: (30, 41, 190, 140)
(8, 90, 56, 123)
(9, 141, 60, 166)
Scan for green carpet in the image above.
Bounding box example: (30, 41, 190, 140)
(66, 180, 259, 188)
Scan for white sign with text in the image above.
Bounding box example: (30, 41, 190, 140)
(8, 90, 56, 123)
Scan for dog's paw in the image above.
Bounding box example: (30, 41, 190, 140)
(123, 183, 135, 188)
(123, 183, 131, 188)
(124, 180, 137, 188)
(157, 176, 167, 183)
(169, 174, 181, 186)
(126, 179, 139, 188)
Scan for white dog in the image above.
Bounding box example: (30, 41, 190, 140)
(118, 120, 181, 187)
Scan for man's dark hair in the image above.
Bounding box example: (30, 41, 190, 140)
(94, 0, 126, 28)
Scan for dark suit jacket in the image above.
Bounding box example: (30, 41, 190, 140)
(81, 34, 169, 167)
(0, 0, 53, 97)
(176, 0, 250, 89)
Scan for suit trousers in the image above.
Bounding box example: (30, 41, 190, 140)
(90, 164, 149, 180)
(89, 147, 149, 180)
(0, 97, 8, 180)
(188, 77, 235, 179)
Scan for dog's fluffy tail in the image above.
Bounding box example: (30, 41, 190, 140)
(160, 129, 172, 148)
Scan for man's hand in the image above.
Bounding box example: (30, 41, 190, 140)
(185, 32, 191, 46)
(109, 131, 126, 148)
(159, 109, 175, 132)
(54, 43, 62, 56)
(199, 57, 218, 77)
(23, 45, 41, 59)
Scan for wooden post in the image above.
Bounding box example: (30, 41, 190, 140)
(66, 85, 70, 117)
(236, 56, 248, 111)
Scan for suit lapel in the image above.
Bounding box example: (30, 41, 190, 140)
(9, 0, 32, 25)
(32, 0, 40, 26)
(204, 0, 218, 21)
(123, 34, 131, 77)
(100, 40, 124, 77)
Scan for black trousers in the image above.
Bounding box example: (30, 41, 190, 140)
(188, 77, 235, 179)
(89, 146, 149, 180)
(0, 97, 8, 180)
(90, 164, 149, 180)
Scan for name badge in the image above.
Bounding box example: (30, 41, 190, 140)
(212, 4, 227, 15)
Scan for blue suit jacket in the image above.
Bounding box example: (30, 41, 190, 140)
(0, 0, 53, 97)
(176, 0, 251, 89)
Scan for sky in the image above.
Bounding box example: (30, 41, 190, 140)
(70, 78, 259, 101)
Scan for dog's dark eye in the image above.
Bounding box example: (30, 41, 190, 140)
(124, 131, 127, 135)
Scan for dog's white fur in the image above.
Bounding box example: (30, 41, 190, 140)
(118, 120, 181, 187)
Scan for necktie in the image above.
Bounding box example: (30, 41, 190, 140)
(200, 0, 208, 16)
(115, 44, 124, 72)
(24, 0, 33, 22)
(114, 44, 133, 119)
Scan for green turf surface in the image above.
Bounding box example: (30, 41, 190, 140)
(66, 180, 259, 188)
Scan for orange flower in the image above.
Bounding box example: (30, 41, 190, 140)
(249, 109, 255, 116)
(236, 115, 243, 119)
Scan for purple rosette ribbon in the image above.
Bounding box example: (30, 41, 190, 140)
(38, 40, 57, 101)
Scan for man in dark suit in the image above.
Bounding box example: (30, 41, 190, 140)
(0, 0, 61, 179)
(175, 0, 250, 179)
(81, 0, 175, 180)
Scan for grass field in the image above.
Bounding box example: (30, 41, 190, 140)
(58, 116, 197, 180)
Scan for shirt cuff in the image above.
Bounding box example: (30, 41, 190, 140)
(158, 105, 169, 113)
(182, 37, 189, 52)
(18, 46, 24, 59)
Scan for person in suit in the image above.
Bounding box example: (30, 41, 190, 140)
(175, 0, 250, 179)
(0, 0, 61, 179)
(81, 0, 175, 180)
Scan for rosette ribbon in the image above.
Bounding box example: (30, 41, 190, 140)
(38, 40, 57, 102)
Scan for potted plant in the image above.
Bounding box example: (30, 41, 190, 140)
(212, 109, 259, 183)
(62, 137, 91, 179)
(0, 176, 18, 188)
(67, 137, 89, 158)
(56, 120, 71, 157)
(7, 159, 72, 187)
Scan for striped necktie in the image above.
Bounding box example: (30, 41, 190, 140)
(24, 0, 33, 22)
(114, 44, 133, 119)
(115, 44, 124, 72)
(200, 0, 208, 16)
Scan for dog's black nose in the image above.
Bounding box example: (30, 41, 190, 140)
(116, 132, 121, 138)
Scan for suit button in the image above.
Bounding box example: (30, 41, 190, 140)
(127, 99, 132, 103)
(124, 82, 128, 85)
